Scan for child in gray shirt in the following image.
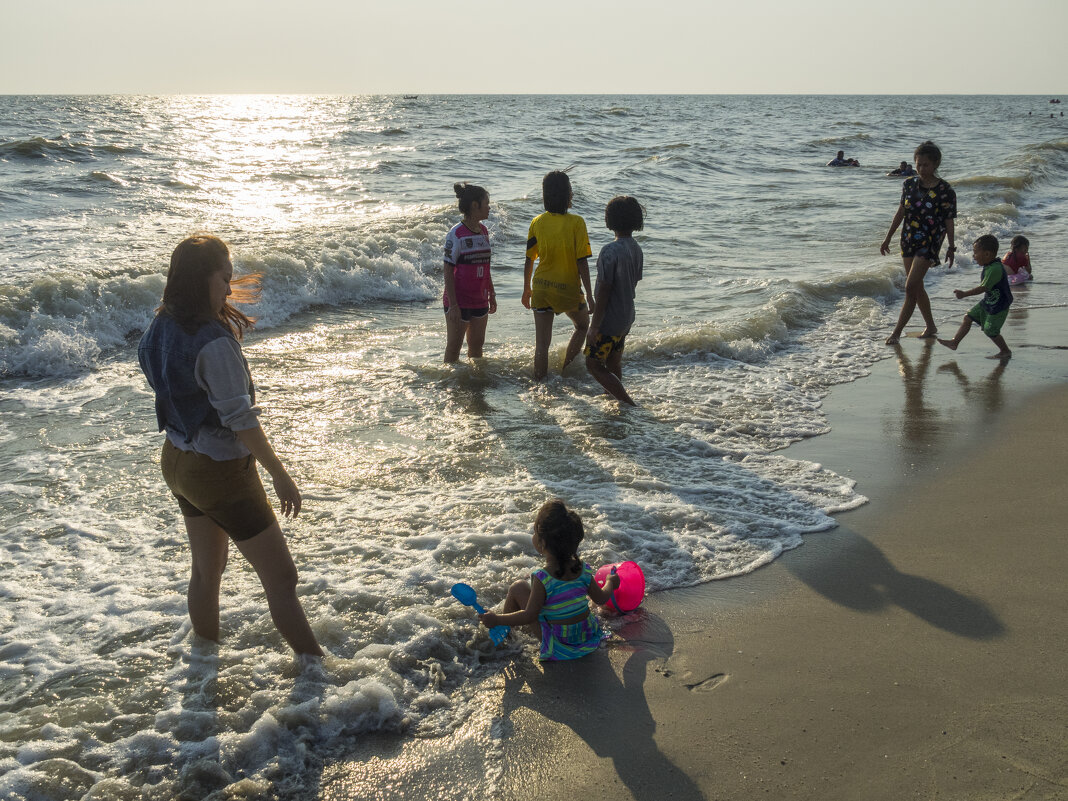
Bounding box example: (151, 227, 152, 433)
(584, 196, 644, 406)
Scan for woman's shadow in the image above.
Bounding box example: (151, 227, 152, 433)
(890, 340, 947, 456)
(496, 612, 707, 801)
(786, 531, 1003, 639)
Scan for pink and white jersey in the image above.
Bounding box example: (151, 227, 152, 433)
(443, 222, 492, 308)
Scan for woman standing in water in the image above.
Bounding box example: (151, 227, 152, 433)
(138, 235, 322, 659)
(880, 141, 957, 344)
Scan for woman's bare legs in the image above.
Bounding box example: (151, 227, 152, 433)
(533, 311, 554, 380)
(887, 256, 937, 344)
(561, 307, 590, 372)
(465, 314, 489, 358)
(586, 351, 636, 406)
(444, 311, 468, 363)
(185, 515, 230, 642)
(185, 515, 322, 656)
(234, 523, 323, 656)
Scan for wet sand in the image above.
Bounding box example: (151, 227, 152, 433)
(320, 310, 1068, 801)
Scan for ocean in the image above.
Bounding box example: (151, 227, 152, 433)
(1, 94, 1066, 799)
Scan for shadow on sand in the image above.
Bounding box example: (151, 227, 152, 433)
(785, 529, 1003, 640)
(497, 612, 707, 801)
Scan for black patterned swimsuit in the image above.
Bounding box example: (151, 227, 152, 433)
(899, 177, 956, 262)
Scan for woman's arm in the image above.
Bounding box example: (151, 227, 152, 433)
(880, 205, 905, 255)
(943, 218, 956, 267)
(586, 279, 613, 348)
(443, 261, 459, 309)
(194, 338, 301, 518)
(577, 257, 594, 316)
(521, 257, 534, 309)
(235, 426, 301, 518)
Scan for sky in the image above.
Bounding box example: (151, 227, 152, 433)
(1, 0, 1066, 94)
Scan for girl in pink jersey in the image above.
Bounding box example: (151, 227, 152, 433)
(443, 182, 496, 362)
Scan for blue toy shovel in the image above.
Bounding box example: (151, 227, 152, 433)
(450, 583, 510, 645)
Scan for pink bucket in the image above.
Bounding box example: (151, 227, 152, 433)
(594, 561, 646, 613)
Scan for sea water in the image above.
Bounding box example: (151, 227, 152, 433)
(1, 95, 1066, 799)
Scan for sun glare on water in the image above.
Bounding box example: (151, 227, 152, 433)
(158, 94, 369, 230)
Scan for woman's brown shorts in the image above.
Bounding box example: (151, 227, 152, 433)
(160, 439, 276, 541)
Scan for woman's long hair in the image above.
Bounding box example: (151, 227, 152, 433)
(159, 234, 258, 339)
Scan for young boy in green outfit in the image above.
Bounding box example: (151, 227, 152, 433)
(938, 234, 1013, 359)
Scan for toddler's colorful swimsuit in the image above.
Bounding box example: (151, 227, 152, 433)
(534, 563, 604, 661)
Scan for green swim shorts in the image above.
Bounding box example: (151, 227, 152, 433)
(968, 305, 1009, 339)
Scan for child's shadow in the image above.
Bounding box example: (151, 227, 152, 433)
(498, 613, 706, 801)
(937, 359, 1008, 414)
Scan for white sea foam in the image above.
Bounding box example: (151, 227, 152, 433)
(1, 94, 1067, 798)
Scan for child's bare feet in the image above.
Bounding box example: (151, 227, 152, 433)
(988, 351, 1012, 360)
(918, 328, 938, 338)
(937, 338, 958, 350)
(885, 334, 900, 345)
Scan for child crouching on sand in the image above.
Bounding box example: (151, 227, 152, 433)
(1002, 234, 1033, 281)
(585, 196, 645, 407)
(938, 234, 1013, 359)
(478, 499, 619, 661)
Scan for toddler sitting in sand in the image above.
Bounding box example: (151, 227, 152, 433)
(478, 499, 619, 661)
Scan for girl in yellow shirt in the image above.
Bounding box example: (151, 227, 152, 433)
(522, 171, 594, 380)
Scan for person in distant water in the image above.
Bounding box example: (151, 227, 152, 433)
(938, 234, 1013, 359)
(585, 196, 645, 407)
(887, 161, 917, 177)
(138, 235, 323, 659)
(1002, 234, 1033, 281)
(827, 150, 849, 166)
(845, 157, 860, 167)
(443, 182, 496, 363)
(477, 499, 619, 661)
(880, 140, 957, 344)
(523, 171, 595, 380)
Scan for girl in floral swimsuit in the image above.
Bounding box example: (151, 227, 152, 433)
(477, 499, 619, 661)
(880, 141, 957, 344)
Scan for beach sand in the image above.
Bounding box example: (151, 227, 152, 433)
(320, 313, 1067, 801)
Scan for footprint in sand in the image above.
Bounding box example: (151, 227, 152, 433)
(684, 673, 728, 693)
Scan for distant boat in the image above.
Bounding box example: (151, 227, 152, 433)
(1051, 98, 1062, 104)
(403, 95, 419, 100)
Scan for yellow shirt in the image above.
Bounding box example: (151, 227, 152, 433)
(525, 212, 592, 313)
